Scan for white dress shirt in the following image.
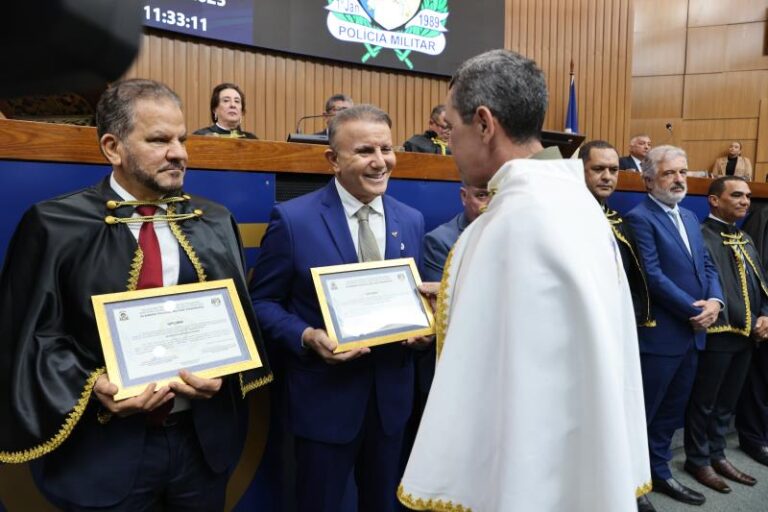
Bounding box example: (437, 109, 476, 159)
(334, 178, 386, 259)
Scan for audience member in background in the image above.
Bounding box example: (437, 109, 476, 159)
(315, 93, 354, 136)
(403, 104, 452, 155)
(711, 141, 753, 181)
(194, 82, 257, 139)
(737, 202, 768, 467)
(580, 139, 654, 327)
(619, 134, 652, 172)
(626, 145, 723, 508)
(683, 176, 763, 495)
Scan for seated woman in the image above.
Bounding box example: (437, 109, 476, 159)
(194, 82, 257, 139)
(711, 141, 752, 180)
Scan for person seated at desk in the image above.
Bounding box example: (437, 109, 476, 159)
(711, 141, 752, 181)
(403, 104, 452, 155)
(194, 82, 257, 139)
(314, 93, 354, 136)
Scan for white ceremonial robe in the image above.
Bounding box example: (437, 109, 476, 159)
(398, 158, 650, 512)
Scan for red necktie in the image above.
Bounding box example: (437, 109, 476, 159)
(135, 205, 174, 424)
(135, 205, 163, 289)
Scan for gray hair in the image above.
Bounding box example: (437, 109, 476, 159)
(327, 104, 392, 150)
(449, 49, 547, 143)
(325, 93, 354, 113)
(630, 134, 651, 144)
(96, 79, 182, 141)
(641, 145, 687, 178)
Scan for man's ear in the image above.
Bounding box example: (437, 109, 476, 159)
(100, 134, 122, 167)
(475, 106, 495, 142)
(707, 194, 719, 210)
(459, 186, 468, 206)
(324, 147, 339, 173)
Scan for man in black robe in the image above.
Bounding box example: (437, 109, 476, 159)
(0, 79, 271, 510)
(580, 139, 654, 326)
(403, 104, 452, 155)
(684, 176, 766, 493)
(737, 190, 768, 467)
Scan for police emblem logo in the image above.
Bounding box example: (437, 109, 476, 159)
(359, 0, 421, 31)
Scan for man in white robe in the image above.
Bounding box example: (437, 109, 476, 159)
(397, 49, 651, 512)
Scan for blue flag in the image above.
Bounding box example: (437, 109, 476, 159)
(565, 74, 578, 134)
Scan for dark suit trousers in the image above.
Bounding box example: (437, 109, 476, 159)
(61, 420, 227, 511)
(641, 347, 698, 479)
(737, 344, 768, 449)
(684, 336, 752, 467)
(294, 387, 405, 512)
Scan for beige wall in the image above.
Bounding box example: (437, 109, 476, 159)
(632, 0, 768, 179)
(123, 1, 633, 151)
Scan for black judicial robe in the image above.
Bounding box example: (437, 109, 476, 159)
(0, 177, 271, 503)
(193, 123, 257, 139)
(403, 130, 452, 155)
(605, 206, 655, 327)
(701, 217, 768, 346)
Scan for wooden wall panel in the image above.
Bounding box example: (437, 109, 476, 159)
(688, 23, 768, 74)
(684, 71, 768, 119)
(632, 29, 687, 77)
(688, 0, 768, 27)
(629, 117, 683, 149)
(631, 75, 684, 119)
(634, 0, 688, 32)
(506, 0, 634, 148)
(682, 118, 758, 141)
(686, 26, 727, 74)
(757, 163, 768, 183)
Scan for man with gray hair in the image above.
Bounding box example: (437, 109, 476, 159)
(0, 78, 271, 509)
(398, 49, 650, 511)
(314, 93, 354, 136)
(620, 134, 652, 172)
(626, 145, 723, 508)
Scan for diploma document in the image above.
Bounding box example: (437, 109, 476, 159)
(311, 258, 435, 352)
(92, 279, 263, 399)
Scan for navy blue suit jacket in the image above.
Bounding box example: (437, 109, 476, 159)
(250, 181, 425, 443)
(619, 155, 641, 172)
(625, 196, 723, 355)
(421, 212, 467, 283)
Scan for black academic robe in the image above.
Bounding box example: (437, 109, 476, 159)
(702, 217, 768, 348)
(605, 206, 655, 327)
(403, 130, 451, 155)
(193, 123, 258, 139)
(0, 177, 271, 505)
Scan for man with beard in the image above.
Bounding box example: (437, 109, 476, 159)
(0, 79, 272, 510)
(250, 104, 428, 512)
(626, 145, 723, 507)
(684, 176, 764, 494)
(580, 139, 654, 328)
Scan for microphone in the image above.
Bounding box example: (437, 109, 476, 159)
(295, 114, 327, 134)
(665, 122, 673, 133)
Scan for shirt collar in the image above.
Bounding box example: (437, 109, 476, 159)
(110, 173, 167, 211)
(708, 213, 735, 226)
(648, 193, 679, 215)
(334, 178, 384, 218)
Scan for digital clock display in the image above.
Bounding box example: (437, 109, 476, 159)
(143, 1, 254, 45)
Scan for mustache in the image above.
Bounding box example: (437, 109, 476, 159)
(159, 162, 185, 171)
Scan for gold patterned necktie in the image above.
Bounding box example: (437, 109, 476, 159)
(355, 205, 381, 262)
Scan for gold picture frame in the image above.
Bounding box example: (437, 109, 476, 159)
(92, 279, 263, 400)
(311, 258, 435, 353)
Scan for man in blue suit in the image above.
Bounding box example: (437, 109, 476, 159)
(626, 145, 723, 509)
(250, 104, 428, 512)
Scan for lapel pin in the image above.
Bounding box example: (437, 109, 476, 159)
(391, 231, 398, 237)
(400, 242, 405, 251)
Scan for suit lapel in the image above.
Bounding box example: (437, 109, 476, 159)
(320, 182, 358, 262)
(680, 208, 702, 273)
(383, 196, 402, 259)
(645, 197, 693, 263)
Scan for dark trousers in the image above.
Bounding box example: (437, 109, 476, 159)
(737, 344, 768, 449)
(684, 340, 752, 467)
(62, 418, 227, 512)
(641, 347, 698, 479)
(294, 392, 406, 512)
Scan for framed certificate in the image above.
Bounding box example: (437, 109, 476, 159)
(92, 279, 263, 400)
(311, 258, 435, 353)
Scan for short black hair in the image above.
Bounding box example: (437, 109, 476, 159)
(209, 82, 246, 123)
(578, 140, 618, 164)
(708, 175, 747, 197)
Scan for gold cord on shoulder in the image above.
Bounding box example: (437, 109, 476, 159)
(435, 246, 455, 360)
(105, 196, 188, 210)
(608, 213, 655, 327)
(126, 246, 143, 291)
(238, 372, 275, 398)
(0, 368, 105, 463)
(708, 237, 751, 336)
(397, 484, 472, 512)
(167, 204, 208, 283)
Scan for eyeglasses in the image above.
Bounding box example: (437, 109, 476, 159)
(327, 106, 349, 114)
(431, 119, 451, 131)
